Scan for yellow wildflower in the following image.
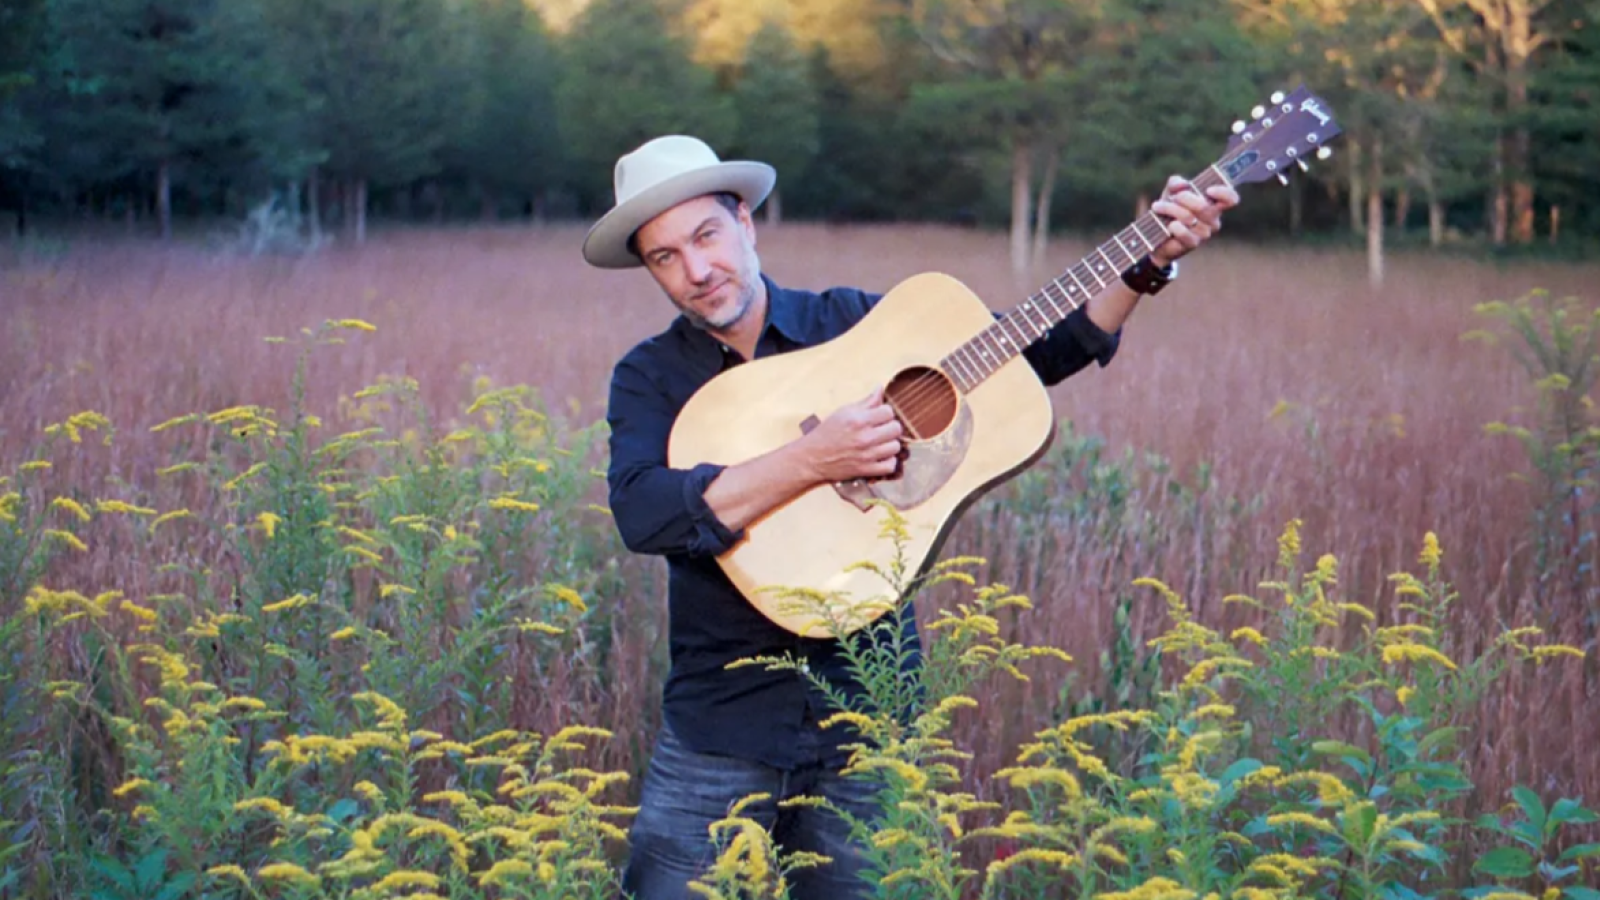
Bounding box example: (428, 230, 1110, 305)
(150, 509, 191, 529)
(20, 460, 51, 471)
(489, 496, 542, 513)
(1267, 812, 1337, 834)
(329, 626, 358, 641)
(257, 511, 281, 539)
(50, 497, 92, 522)
(151, 414, 201, 433)
(113, 778, 152, 798)
(329, 318, 377, 332)
(1381, 643, 1458, 670)
(205, 865, 250, 885)
(255, 863, 319, 886)
(343, 544, 384, 564)
(96, 499, 157, 516)
(1231, 626, 1266, 646)
(261, 593, 312, 614)
(1531, 645, 1585, 663)
(1420, 532, 1442, 567)
(44, 530, 88, 552)
(379, 583, 417, 598)
(480, 859, 535, 886)
(375, 870, 439, 892)
(121, 601, 158, 623)
(156, 462, 197, 476)
(1278, 519, 1303, 566)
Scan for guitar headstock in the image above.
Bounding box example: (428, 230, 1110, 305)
(1219, 85, 1343, 186)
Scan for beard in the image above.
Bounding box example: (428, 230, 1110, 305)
(674, 245, 762, 333)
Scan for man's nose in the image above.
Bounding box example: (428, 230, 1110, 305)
(682, 248, 713, 284)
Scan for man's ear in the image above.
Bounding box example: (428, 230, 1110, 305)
(737, 202, 757, 243)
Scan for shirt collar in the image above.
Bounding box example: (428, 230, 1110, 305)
(674, 274, 801, 368)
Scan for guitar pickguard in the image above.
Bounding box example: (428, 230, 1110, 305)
(828, 402, 974, 513)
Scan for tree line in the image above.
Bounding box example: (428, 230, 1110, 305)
(0, 0, 1596, 272)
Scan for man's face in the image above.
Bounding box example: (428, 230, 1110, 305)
(633, 195, 762, 333)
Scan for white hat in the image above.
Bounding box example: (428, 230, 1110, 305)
(581, 135, 776, 269)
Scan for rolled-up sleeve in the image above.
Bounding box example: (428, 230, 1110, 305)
(1021, 304, 1120, 386)
(606, 356, 744, 558)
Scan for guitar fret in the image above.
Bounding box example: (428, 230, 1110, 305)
(948, 349, 977, 388)
(1020, 299, 1048, 335)
(1092, 247, 1116, 282)
(1045, 280, 1071, 315)
(1074, 262, 1105, 293)
(1131, 219, 1159, 252)
(1064, 267, 1093, 300)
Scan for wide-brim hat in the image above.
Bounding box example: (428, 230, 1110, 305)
(582, 135, 776, 269)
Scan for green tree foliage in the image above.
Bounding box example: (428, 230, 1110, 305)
(0, 0, 45, 175)
(444, 0, 567, 220)
(556, 0, 735, 209)
(729, 22, 820, 224)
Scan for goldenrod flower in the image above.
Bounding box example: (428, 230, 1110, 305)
(156, 462, 198, 476)
(43, 530, 88, 552)
(479, 859, 535, 886)
(329, 626, 358, 641)
(1381, 642, 1458, 670)
(150, 414, 200, 433)
(1531, 645, 1585, 663)
(205, 865, 249, 885)
(1231, 626, 1266, 646)
(1267, 812, 1337, 834)
(50, 497, 92, 522)
(256, 511, 281, 539)
(113, 778, 152, 798)
(20, 460, 51, 471)
(262, 593, 312, 614)
(150, 509, 191, 529)
(329, 318, 377, 332)
(489, 496, 541, 513)
(1396, 686, 1415, 706)
(96, 499, 157, 516)
(1420, 532, 1442, 567)
(375, 870, 439, 892)
(255, 863, 319, 886)
(343, 544, 384, 564)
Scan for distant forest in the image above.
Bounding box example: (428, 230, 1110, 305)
(1, 0, 1596, 261)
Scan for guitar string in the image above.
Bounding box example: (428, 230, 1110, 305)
(873, 204, 1192, 440)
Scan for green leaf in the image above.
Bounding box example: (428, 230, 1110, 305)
(133, 849, 167, 892)
(1313, 740, 1373, 763)
(1558, 842, 1600, 862)
(1219, 758, 1264, 786)
(1343, 802, 1380, 851)
(88, 856, 134, 894)
(1564, 888, 1600, 900)
(1550, 798, 1599, 831)
(150, 872, 195, 900)
(1473, 846, 1535, 879)
(327, 798, 362, 822)
(1417, 726, 1463, 758)
(1513, 786, 1547, 836)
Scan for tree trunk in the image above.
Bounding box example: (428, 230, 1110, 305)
(1367, 136, 1384, 289)
(765, 189, 783, 226)
(1030, 144, 1059, 272)
(1289, 177, 1303, 237)
(480, 182, 497, 222)
(307, 171, 323, 243)
(1506, 11, 1535, 244)
(157, 161, 172, 241)
(1134, 193, 1151, 218)
(1428, 196, 1444, 247)
(1347, 137, 1366, 236)
(1489, 139, 1509, 246)
(355, 179, 368, 244)
(1394, 187, 1411, 231)
(1550, 205, 1560, 244)
(1010, 139, 1034, 278)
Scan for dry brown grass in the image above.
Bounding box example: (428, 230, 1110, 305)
(3, 223, 1596, 813)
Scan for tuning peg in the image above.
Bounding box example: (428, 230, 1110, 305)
(1296, 158, 1310, 172)
(1232, 120, 1246, 134)
(1251, 105, 1266, 120)
(1270, 90, 1286, 104)
(1277, 173, 1290, 185)
(1317, 146, 1333, 160)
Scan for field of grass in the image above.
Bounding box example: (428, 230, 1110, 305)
(1, 224, 1596, 898)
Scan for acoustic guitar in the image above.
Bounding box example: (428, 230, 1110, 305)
(668, 86, 1343, 637)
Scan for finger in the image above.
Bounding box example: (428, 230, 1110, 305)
(864, 420, 903, 444)
(861, 404, 897, 427)
(1205, 185, 1242, 208)
(867, 439, 903, 462)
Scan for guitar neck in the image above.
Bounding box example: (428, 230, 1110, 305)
(939, 165, 1234, 394)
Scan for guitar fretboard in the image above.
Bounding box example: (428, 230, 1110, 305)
(940, 165, 1231, 393)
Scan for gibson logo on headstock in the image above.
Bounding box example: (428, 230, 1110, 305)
(1300, 98, 1331, 127)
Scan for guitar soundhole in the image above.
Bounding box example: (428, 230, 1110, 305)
(885, 366, 959, 441)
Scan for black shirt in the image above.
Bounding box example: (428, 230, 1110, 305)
(605, 275, 1120, 769)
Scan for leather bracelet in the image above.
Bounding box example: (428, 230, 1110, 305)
(1121, 255, 1178, 296)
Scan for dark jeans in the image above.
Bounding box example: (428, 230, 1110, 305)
(622, 719, 880, 899)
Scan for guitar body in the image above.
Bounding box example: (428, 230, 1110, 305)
(667, 272, 1055, 637)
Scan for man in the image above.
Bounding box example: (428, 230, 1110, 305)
(586, 135, 1237, 899)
